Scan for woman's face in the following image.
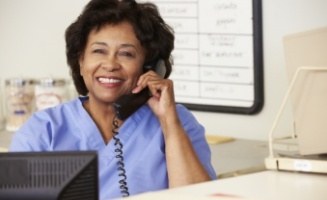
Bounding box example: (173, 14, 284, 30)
(79, 21, 145, 104)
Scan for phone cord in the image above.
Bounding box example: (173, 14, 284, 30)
(112, 115, 130, 197)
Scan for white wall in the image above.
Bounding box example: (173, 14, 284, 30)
(1, 0, 327, 140)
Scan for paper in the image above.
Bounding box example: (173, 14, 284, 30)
(206, 134, 234, 144)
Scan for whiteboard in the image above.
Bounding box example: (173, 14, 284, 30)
(141, 0, 264, 114)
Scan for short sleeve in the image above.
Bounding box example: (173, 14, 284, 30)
(176, 104, 217, 179)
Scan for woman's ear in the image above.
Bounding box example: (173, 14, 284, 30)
(78, 55, 84, 76)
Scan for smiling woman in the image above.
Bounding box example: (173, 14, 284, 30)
(8, 0, 216, 199)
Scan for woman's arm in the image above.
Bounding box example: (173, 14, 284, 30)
(133, 70, 212, 187)
(159, 108, 211, 187)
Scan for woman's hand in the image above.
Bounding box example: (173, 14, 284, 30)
(132, 70, 177, 120)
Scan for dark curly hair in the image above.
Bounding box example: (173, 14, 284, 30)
(65, 0, 174, 96)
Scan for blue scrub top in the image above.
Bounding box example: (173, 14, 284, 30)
(9, 97, 216, 199)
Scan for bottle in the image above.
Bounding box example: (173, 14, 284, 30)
(34, 78, 68, 111)
(5, 78, 35, 132)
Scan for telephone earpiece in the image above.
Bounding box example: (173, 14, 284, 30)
(143, 59, 166, 78)
(113, 58, 166, 120)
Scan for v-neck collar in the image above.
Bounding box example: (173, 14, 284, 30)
(72, 97, 139, 157)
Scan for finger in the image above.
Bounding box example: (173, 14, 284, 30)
(148, 82, 162, 98)
(148, 79, 173, 98)
(133, 71, 163, 93)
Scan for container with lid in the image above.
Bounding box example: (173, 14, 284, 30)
(34, 78, 68, 111)
(5, 78, 35, 132)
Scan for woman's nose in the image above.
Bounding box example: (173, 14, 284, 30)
(101, 56, 120, 72)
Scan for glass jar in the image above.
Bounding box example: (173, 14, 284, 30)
(0, 79, 5, 131)
(5, 78, 35, 132)
(34, 78, 68, 111)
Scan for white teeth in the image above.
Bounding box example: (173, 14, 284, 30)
(98, 77, 121, 83)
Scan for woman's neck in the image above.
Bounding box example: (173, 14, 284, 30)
(83, 98, 119, 143)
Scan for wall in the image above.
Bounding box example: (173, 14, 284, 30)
(1, 0, 327, 140)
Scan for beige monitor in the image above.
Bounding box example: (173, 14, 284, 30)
(283, 26, 327, 155)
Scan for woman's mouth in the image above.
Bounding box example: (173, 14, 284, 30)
(97, 77, 122, 84)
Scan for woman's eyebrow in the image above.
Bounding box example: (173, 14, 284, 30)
(120, 43, 137, 49)
(91, 42, 137, 50)
(91, 41, 108, 46)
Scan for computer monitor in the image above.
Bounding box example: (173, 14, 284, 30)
(0, 151, 99, 200)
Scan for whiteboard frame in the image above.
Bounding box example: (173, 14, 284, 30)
(176, 0, 264, 114)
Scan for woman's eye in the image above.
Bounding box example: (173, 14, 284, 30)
(92, 49, 106, 54)
(119, 51, 134, 58)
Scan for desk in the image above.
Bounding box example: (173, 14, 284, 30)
(210, 139, 268, 178)
(127, 170, 327, 200)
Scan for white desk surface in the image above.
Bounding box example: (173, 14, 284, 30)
(128, 170, 327, 200)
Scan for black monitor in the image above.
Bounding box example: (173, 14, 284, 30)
(0, 151, 99, 200)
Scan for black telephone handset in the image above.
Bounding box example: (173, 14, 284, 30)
(113, 59, 166, 120)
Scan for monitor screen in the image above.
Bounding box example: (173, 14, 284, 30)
(0, 151, 98, 200)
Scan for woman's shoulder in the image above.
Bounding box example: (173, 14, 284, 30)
(175, 104, 197, 122)
(34, 97, 82, 117)
(175, 103, 190, 113)
(18, 97, 83, 131)
(10, 97, 85, 149)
